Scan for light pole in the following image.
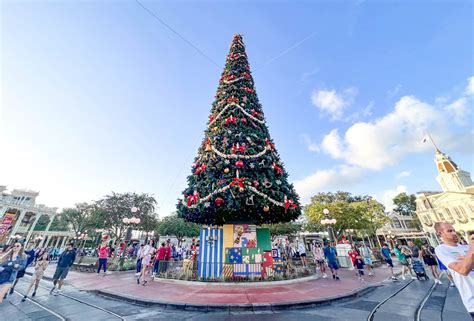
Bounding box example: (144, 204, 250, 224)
(123, 207, 141, 244)
(321, 208, 337, 243)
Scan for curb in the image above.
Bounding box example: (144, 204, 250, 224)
(93, 283, 379, 312)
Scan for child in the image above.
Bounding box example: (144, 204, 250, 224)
(22, 252, 49, 301)
(355, 255, 365, 282)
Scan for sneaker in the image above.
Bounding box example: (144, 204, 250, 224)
(401, 275, 406, 280)
(322, 273, 328, 279)
(437, 280, 443, 284)
(49, 287, 56, 295)
(32, 291, 36, 297)
(332, 274, 336, 279)
(8, 288, 13, 295)
(21, 295, 27, 302)
(53, 289, 60, 296)
(135, 272, 140, 276)
(450, 282, 455, 287)
(335, 276, 340, 280)
(391, 276, 397, 280)
(411, 276, 417, 280)
(368, 272, 373, 276)
(137, 278, 140, 285)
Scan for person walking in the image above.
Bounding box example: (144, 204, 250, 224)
(298, 241, 307, 267)
(9, 242, 36, 295)
(312, 242, 327, 278)
(355, 255, 365, 283)
(50, 243, 76, 296)
(381, 243, 397, 280)
(348, 245, 359, 275)
(0, 243, 27, 303)
(323, 242, 340, 280)
(394, 245, 416, 280)
(359, 242, 374, 276)
(97, 241, 109, 276)
(135, 244, 145, 276)
(22, 252, 49, 301)
(421, 244, 441, 283)
(408, 241, 420, 259)
(434, 222, 474, 319)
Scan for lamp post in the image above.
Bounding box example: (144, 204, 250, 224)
(123, 207, 141, 244)
(321, 208, 337, 243)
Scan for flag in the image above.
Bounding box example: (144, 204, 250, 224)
(422, 134, 429, 143)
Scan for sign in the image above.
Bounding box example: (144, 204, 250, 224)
(0, 213, 17, 243)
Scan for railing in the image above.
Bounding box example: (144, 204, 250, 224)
(150, 258, 319, 282)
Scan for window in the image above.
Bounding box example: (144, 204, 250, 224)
(444, 208, 455, 223)
(392, 218, 402, 229)
(423, 200, 431, 209)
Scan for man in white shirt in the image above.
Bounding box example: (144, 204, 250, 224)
(434, 222, 474, 320)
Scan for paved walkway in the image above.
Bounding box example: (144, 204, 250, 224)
(32, 263, 400, 307)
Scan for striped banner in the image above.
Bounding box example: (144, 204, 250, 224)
(198, 227, 223, 279)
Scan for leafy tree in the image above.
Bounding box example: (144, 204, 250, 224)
(34, 215, 69, 231)
(305, 192, 388, 239)
(177, 34, 301, 225)
(392, 192, 416, 216)
(96, 192, 158, 239)
(262, 222, 301, 241)
(155, 214, 200, 243)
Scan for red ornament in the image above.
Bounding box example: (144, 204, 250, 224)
(238, 144, 246, 154)
(231, 144, 237, 154)
(253, 180, 259, 188)
(227, 96, 239, 104)
(240, 117, 247, 124)
(215, 197, 224, 207)
(272, 162, 283, 174)
(235, 160, 244, 168)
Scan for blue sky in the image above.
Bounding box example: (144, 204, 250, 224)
(1, 0, 473, 216)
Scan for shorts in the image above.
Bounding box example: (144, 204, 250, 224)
(385, 259, 393, 268)
(53, 266, 70, 280)
(328, 261, 339, 270)
(364, 257, 372, 265)
(400, 261, 409, 266)
(315, 259, 325, 264)
(16, 269, 26, 279)
(358, 269, 364, 276)
(300, 253, 306, 257)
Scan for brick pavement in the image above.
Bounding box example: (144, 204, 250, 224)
(32, 263, 400, 306)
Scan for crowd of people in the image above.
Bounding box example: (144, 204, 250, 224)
(0, 222, 471, 319)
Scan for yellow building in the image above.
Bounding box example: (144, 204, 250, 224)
(416, 147, 474, 244)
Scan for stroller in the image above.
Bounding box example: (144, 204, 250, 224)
(412, 258, 429, 280)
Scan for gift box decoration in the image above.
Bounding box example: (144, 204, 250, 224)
(198, 226, 223, 279)
(222, 264, 234, 279)
(227, 247, 242, 264)
(233, 263, 261, 277)
(242, 255, 250, 264)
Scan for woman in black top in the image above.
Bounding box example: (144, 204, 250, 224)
(421, 245, 441, 284)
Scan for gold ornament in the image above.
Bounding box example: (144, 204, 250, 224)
(263, 205, 270, 212)
(212, 127, 219, 132)
(224, 168, 230, 174)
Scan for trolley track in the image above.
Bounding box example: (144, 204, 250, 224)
(13, 290, 67, 321)
(16, 275, 126, 320)
(367, 278, 439, 321)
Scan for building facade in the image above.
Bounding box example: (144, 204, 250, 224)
(0, 185, 74, 247)
(416, 148, 474, 244)
(376, 212, 428, 247)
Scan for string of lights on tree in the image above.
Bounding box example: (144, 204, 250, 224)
(177, 34, 301, 225)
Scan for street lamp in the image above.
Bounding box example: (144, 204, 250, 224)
(123, 208, 141, 243)
(321, 208, 337, 243)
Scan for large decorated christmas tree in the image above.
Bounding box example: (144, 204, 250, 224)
(178, 34, 301, 226)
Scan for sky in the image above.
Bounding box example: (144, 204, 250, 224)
(1, 0, 473, 216)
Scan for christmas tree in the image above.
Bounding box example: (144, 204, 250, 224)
(177, 34, 301, 225)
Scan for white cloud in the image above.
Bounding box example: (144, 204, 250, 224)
(294, 165, 364, 203)
(466, 76, 474, 95)
(319, 76, 474, 171)
(311, 87, 358, 120)
(375, 185, 407, 212)
(445, 97, 471, 126)
(395, 171, 411, 179)
(300, 134, 320, 152)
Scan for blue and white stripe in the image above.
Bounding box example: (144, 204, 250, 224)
(198, 227, 223, 279)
